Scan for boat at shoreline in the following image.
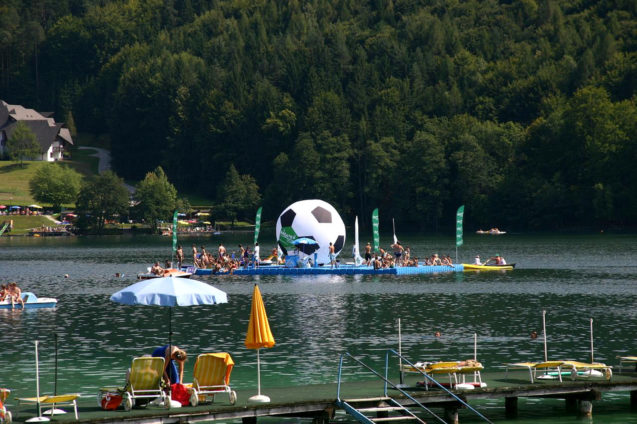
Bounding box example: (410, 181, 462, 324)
(462, 263, 515, 271)
(0, 291, 57, 309)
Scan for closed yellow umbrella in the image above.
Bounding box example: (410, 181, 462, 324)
(245, 284, 275, 403)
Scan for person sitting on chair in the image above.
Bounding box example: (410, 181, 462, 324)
(152, 345, 187, 385)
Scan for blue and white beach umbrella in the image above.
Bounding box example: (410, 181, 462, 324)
(110, 276, 228, 345)
(110, 276, 227, 307)
(292, 237, 319, 246)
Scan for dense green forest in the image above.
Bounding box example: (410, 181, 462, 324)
(1, 0, 636, 231)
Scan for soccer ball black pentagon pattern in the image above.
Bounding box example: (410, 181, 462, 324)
(276, 199, 346, 265)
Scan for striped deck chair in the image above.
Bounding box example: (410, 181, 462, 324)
(122, 356, 167, 411)
(186, 353, 237, 406)
(18, 393, 80, 420)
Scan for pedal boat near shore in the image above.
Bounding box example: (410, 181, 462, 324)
(0, 292, 57, 309)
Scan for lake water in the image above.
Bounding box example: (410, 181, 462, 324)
(1, 232, 636, 423)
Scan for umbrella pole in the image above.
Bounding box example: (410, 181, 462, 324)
(43, 333, 66, 416)
(169, 308, 173, 347)
(257, 349, 261, 396)
(398, 318, 403, 385)
(249, 349, 270, 403)
(590, 318, 594, 364)
(542, 310, 547, 362)
(26, 340, 50, 422)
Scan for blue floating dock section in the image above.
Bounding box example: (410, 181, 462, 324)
(193, 264, 464, 276)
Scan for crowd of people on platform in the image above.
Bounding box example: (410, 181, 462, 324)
(178, 242, 274, 274)
(159, 239, 503, 273)
(363, 241, 454, 269)
(0, 282, 25, 308)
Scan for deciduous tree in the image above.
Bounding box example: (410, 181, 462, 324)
(76, 171, 130, 234)
(6, 122, 40, 166)
(29, 164, 82, 211)
(134, 167, 178, 233)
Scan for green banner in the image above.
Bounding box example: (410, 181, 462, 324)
(279, 226, 298, 252)
(456, 205, 465, 247)
(172, 210, 178, 253)
(253, 206, 262, 245)
(372, 208, 380, 253)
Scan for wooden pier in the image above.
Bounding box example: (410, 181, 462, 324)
(9, 370, 637, 423)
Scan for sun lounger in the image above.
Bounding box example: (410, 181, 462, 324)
(617, 356, 637, 373)
(104, 356, 167, 411)
(561, 361, 612, 380)
(18, 393, 80, 420)
(186, 352, 237, 405)
(505, 361, 565, 383)
(505, 360, 612, 383)
(402, 360, 486, 389)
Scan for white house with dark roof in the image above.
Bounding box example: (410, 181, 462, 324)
(0, 100, 74, 161)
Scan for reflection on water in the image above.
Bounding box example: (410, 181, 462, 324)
(1, 233, 637, 423)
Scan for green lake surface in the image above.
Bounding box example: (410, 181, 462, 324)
(1, 232, 636, 423)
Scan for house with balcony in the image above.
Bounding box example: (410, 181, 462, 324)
(0, 100, 74, 161)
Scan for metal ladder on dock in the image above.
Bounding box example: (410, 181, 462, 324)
(336, 349, 493, 424)
(339, 396, 426, 423)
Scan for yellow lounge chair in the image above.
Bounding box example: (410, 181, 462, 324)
(561, 361, 612, 380)
(121, 356, 167, 411)
(186, 353, 237, 406)
(505, 360, 611, 383)
(403, 360, 485, 389)
(18, 393, 80, 420)
(505, 361, 567, 383)
(617, 356, 637, 373)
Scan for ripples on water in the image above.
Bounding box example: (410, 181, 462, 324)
(1, 233, 637, 423)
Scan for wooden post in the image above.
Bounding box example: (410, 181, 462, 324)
(565, 396, 577, 411)
(631, 390, 637, 410)
(444, 406, 459, 424)
(505, 397, 518, 418)
(577, 390, 601, 418)
(579, 400, 593, 417)
(312, 411, 331, 424)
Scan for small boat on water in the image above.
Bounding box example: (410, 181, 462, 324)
(137, 268, 192, 280)
(0, 292, 57, 309)
(462, 263, 515, 271)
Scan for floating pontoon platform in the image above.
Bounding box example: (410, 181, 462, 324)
(190, 264, 463, 276)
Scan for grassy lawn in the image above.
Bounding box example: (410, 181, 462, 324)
(0, 138, 103, 206)
(0, 215, 56, 235)
(0, 161, 51, 205)
(67, 146, 100, 175)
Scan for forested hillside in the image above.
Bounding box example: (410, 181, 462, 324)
(2, 0, 636, 231)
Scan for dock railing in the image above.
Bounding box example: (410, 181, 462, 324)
(336, 349, 493, 423)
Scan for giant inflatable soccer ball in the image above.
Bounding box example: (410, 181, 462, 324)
(276, 199, 346, 264)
